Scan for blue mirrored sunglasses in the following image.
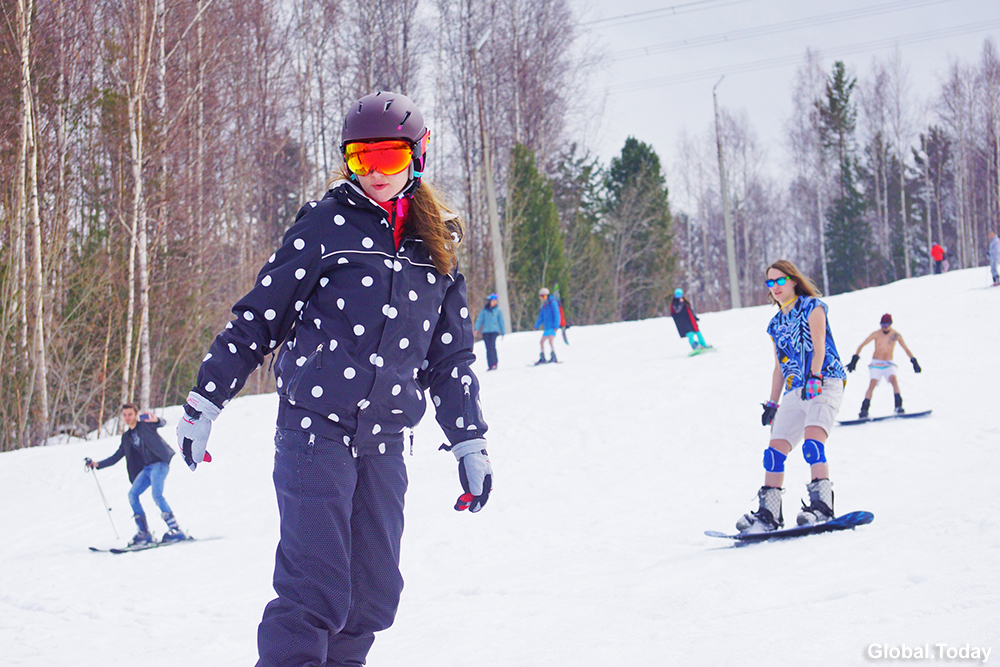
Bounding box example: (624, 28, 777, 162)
(765, 276, 789, 288)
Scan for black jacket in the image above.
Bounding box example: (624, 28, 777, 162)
(193, 181, 488, 456)
(670, 297, 700, 337)
(96, 418, 174, 483)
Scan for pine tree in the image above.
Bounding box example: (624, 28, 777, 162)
(602, 137, 674, 321)
(507, 143, 568, 331)
(817, 62, 870, 293)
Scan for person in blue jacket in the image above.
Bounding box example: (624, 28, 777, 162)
(176, 91, 493, 667)
(474, 293, 505, 370)
(534, 287, 561, 364)
(86, 403, 185, 546)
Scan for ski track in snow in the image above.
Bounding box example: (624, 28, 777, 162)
(1, 268, 998, 666)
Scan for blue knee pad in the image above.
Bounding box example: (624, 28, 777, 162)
(762, 447, 787, 473)
(802, 439, 827, 465)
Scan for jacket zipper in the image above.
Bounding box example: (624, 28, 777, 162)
(287, 343, 323, 402)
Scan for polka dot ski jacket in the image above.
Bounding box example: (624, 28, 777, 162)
(193, 181, 488, 457)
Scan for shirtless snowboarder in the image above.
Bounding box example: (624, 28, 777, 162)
(844, 313, 921, 418)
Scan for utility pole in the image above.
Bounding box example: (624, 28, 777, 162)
(713, 76, 741, 309)
(471, 29, 512, 331)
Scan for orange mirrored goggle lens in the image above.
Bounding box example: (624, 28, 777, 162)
(344, 140, 413, 176)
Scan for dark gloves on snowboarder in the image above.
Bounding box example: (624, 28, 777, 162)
(801, 373, 823, 400)
(910, 357, 921, 373)
(177, 391, 220, 471)
(761, 401, 778, 426)
(846, 354, 860, 372)
(441, 439, 492, 513)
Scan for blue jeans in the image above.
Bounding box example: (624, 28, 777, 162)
(128, 461, 172, 516)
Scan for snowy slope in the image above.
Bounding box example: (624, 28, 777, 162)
(1, 268, 998, 667)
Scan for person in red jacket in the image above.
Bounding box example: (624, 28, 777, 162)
(930, 242, 945, 274)
(669, 288, 709, 350)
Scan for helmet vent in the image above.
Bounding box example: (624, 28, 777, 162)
(397, 111, 411, 130)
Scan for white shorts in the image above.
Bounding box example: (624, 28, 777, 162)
(770, 380, 844, 447)
(868, 360, 897, 383)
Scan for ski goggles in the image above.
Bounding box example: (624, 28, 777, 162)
(765, 276, 789, 288)
(344, 140, 414, 176)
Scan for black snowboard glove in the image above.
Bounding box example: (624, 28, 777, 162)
(845, 354, 860, 372)
(910, 357, 921, 373)
(761, 401, 778, 426)
(441, 439, 492, 513)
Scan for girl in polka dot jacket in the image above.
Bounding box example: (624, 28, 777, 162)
(176, 91, 492, 667)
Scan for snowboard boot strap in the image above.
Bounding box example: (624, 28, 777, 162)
(798, 478, 835, 525)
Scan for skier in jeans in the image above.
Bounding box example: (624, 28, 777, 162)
(474, 293, 505, 370)
(86, 403, 185, 545)
(534, 287, 560, 364)
(737, 260, 847, 534)
(845, 313, 921, 418)
(176, 91, 492, 667)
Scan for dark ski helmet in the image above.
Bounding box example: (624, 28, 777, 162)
(341, 91, 429, 197)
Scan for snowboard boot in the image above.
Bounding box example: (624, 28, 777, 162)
(129, 514, 152, 547)
(796, 478, 835, 526)
(160, 511, 187, 542)
(894, 393, 905, 415)
(735, 486, 784, 533)
(535, 352, 547, 365)
(859, 398, 871, 419)
(549, 351, 558, 363)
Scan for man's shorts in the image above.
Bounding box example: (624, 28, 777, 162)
(541, 329, 556, 337)
(770, 379, 844, 446)
(868, 360, 897, 383)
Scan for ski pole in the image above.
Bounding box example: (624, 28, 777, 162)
(84, 458, 119, 539)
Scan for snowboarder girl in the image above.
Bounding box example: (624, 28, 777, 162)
(669, 288, 709, 350)
(737, 260, 847, 534)
(176, 91, 493, 667)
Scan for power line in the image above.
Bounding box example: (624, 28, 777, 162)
(606, 19, 1000, 94)
(581, 0, 756, 28)
(608, 0, 956, 62)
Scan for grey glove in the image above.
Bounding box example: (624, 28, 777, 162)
(444, 438, 492, 513)
(177, 391, 221, 471)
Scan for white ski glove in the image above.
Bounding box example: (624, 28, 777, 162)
(442, 438, 492, 513)
(177, 391, 221, 471)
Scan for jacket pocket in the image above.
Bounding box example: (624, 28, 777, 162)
(286, 343, 324, 402)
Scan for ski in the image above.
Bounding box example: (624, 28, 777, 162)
(706, 511, 874, 544)
(90, 536, 198, 554)
(838, 409, 932, 426)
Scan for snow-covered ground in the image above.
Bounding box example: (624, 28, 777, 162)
(2, 267, 998, 666)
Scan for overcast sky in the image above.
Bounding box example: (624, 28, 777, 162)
(576, 0, 1000, 185)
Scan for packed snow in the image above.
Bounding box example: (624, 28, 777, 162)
(2, 267, 998, 666)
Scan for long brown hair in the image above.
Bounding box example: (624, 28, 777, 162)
(766, 259, 821, 305)
(331, 166, 463, 274)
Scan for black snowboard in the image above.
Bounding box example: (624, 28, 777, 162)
(706, 511, 874, 544)
(837, 409, 931, 426)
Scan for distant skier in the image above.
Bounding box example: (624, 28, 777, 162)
(669, 288, 709, 350)
(85, 403, 185, 546)
(736, 260, 847, 534)
(988, 230, 999, 285)
(534, 287, 560, 364)
(930, 242, 945, 274)
(845, 313, 921, 418)
(474, 293, 505, 370)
